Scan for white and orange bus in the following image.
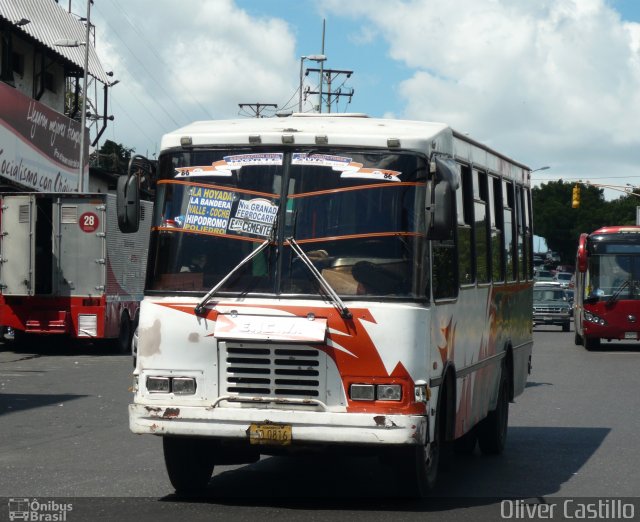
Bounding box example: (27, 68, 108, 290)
(118, 115, 533, 497)
(575, 226, 640, 350)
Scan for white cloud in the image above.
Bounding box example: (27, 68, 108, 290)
(322, 0, 640, 183)
(91, 0, 299, 153)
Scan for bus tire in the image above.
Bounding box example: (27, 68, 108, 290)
(584, 336, 600, 351)
(394, 386, 448, 497)
(402, 420, 440, 497)
(163, 436, 215, 496)
(477, 367, 509, 455)
(453, 427, 477, 455)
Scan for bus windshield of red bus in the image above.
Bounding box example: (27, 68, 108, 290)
(587, 254, 640, 300)
(146, 149, 429, 300)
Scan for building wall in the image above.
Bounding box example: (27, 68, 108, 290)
(11, 35, 66, 114)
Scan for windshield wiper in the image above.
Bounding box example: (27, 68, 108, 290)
(286, 236, 352, 319)
(194, 219, 278, 315)
(194, 238, 272, 315)
(607, 280, 630, 305)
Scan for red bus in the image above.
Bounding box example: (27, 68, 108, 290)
(574, 226, 640, 349)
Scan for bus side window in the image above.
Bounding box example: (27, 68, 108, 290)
(433, 165, 458, 300)
(433, 239, 457, 300)
(489, 175, 504, 282)
(524, 186, 534, 280)
(503, 180, 516, 282)
(457, 164, 474, 286)
(475, 169, 490, 284)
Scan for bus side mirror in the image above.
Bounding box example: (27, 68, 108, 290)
(576, 233, 588, 272)
(117, 154, 156, 233)
(117, 174, 140, 233)
(428, 157, 458, 240)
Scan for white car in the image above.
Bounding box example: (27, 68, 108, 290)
(554, 272, 573, 288)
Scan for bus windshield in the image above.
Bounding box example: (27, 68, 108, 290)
(146, 149, 429, 300)
(587, 254, 640, 300)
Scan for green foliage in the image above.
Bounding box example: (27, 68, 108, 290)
(95, 140, 135, 174)
(532, 180, 638, 263)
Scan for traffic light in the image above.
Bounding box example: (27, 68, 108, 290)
(572, 184, 580, 208)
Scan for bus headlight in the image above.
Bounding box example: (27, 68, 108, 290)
(146, 376, 197, 395)
(172, 377, 197, 395)
(584, 311, 606, 326)
(349, 383, 403, 401)
(146, 376, 170, 393)
(376, 384, 402, 401)
(350, 384, 375, 401)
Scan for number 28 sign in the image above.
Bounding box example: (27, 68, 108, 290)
(79, 212, 100, 233)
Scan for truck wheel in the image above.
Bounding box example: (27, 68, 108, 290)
(584, 336, 600, 351)
(477, 368, 509, 455)
(163, 436, 215, 496)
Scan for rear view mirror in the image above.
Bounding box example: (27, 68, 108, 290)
(117, 155, 156, 233)
(117, 174, 140, 233)
(428, 157, 459, 240)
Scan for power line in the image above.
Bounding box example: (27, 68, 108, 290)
(306, 68, 354, 113)
(104, 0, 214, 120)
(91, 3, 184, 127)
(109, 97, 157, 152)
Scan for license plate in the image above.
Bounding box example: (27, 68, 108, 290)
(248, 423, 292, 446)
(625, 332, 637, 340)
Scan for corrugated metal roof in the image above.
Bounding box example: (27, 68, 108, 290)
(0, 0, 110, 84)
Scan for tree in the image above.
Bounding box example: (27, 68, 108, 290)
(95, 140, 135, 174)
(532, 180, 637, 264)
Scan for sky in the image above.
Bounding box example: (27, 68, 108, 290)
(69, 0, 640, 202)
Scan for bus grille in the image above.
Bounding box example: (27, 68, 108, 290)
(220, 342, 325, 401)
(534, 306, 565, 313)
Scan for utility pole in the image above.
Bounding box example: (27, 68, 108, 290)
(306, 68, 354, 113)
(238, 103, 278, 118)
(318, 19, 325, 113)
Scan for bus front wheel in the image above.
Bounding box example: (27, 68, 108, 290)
(477, 368, 509, 455)
(584, 336, 601, 351)
(163, 436, 215, 496)
(392, 387, 448, 497)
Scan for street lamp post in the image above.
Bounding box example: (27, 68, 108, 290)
(298, 54, 326, 112)
(531, 166, 550, 173)
(55, 0, 91, 193)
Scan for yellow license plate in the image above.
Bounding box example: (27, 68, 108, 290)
(248, 423, 292, 446)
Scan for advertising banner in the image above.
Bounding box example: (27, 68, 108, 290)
(0, 82, 85, 192)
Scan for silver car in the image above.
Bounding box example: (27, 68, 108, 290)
(533, 285, 572, 331)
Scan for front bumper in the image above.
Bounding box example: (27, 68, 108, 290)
(583, 322, 640, 340)
(533, 313, 571, 326)
(129, 403, 427, 446)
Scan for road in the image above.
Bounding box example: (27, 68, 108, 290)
(1, 326, 639, 521)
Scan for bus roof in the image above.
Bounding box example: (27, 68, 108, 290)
(161, 114, 449, 151)
(160, 114, 530, 178)
(591, 226, 640, 236)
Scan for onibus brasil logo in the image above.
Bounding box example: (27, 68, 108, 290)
(8, 498, 73, 521)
